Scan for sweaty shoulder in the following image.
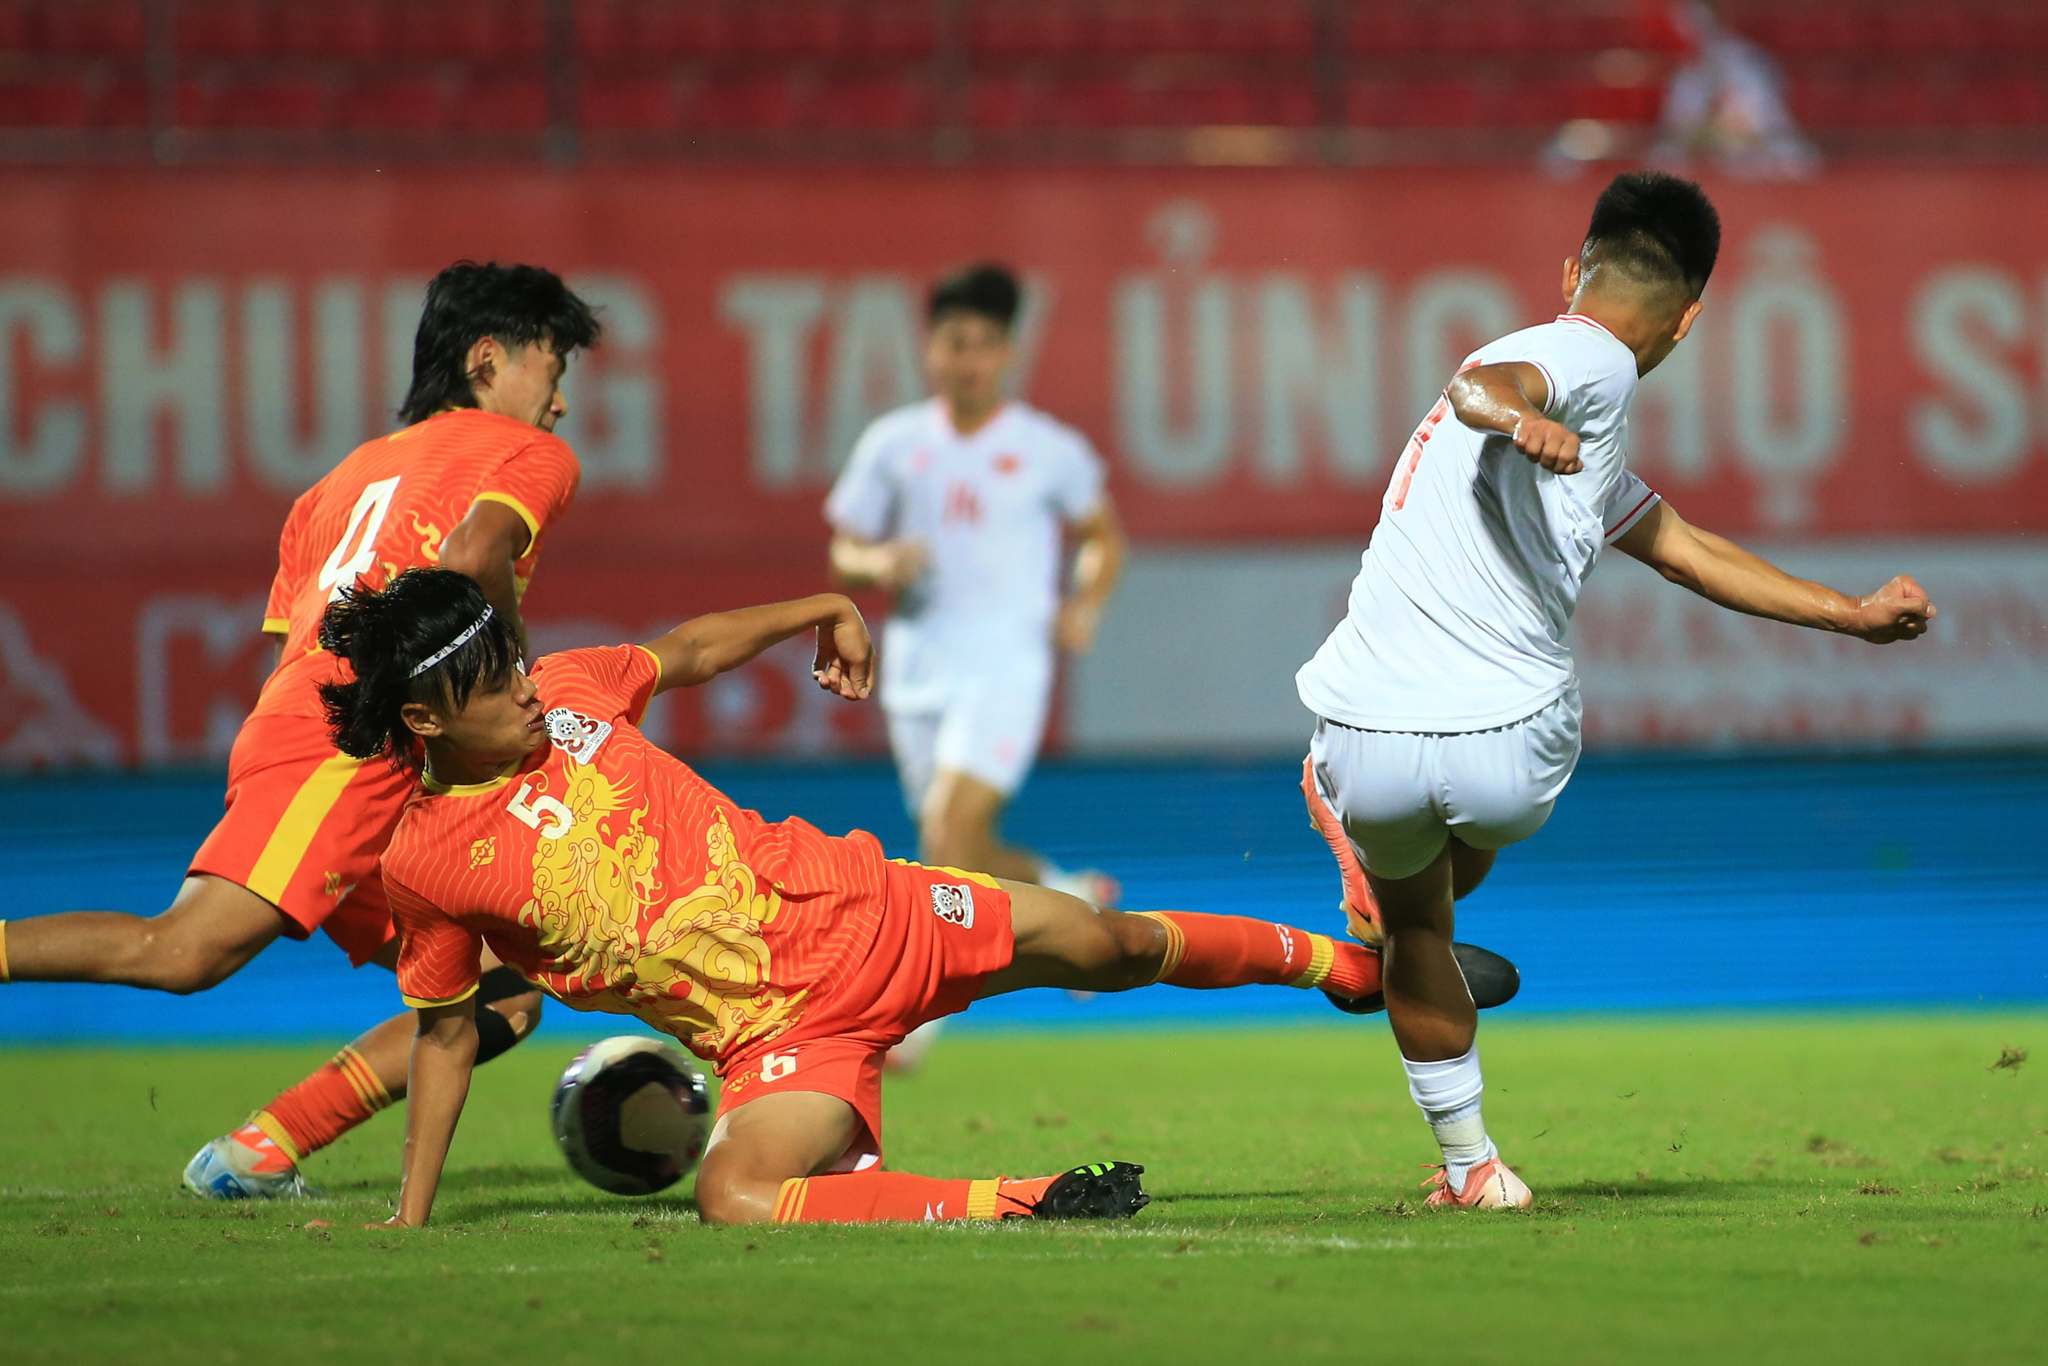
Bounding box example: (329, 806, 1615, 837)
(1475, 319, 1635, 421)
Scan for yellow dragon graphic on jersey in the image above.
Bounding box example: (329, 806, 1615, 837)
(519, 762, 803, 1056)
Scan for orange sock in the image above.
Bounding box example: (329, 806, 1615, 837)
(772, 1170, 1058, 1224)
(255, 1045, 394, 1161)
(1131, 911, 1380, 999)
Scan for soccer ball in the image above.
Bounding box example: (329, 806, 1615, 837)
(550, 1036, 711, 1196)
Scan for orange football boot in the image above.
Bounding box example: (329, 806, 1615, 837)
(1422, 1157, 1532, 1210)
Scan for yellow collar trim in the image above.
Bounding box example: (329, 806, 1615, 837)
(421, 759, 521, 796)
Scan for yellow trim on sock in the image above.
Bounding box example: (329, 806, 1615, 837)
(249, 1110, 304, 1166)
(1290, 932, 1337, 989)
(1129, 911, 1185, 985)
(773, 1177, 809, 1223)
(0, 920, 10, 984)
(245, 753, 364, 904)
(966, 1178, 1002, 1221)
(333, 1046, 393, 1112)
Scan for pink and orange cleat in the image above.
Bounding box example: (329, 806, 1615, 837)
(1422, 1157, 1533, 1210)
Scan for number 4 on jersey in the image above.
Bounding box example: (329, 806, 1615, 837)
(317, 476, 402, 601)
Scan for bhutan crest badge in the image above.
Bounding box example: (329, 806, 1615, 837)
(544, 708, 614, 765)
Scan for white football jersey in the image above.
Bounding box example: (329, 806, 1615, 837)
(826, 399, 1106, 712)
(1296, 315, 1661, 733)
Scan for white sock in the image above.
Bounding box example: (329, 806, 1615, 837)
(1402, 1044, 1497, 1195)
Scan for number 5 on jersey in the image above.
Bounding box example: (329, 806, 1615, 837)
(508, 776, 573, 840)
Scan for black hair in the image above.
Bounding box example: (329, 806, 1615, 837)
(317, 567, 524, 771)
(927, 262, 1021, 330)
(1581, 171, 1722, 297)
(397, 261, 602, 425)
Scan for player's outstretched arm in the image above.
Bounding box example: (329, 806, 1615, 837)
(1447, 362, 1583, 475)
(1613, 500, 1935, 644)
(440, 500, 536, 655)
(828, 531, 927, 591)
(645, 594, 874, 700)
(384, 1002, 478, 1228)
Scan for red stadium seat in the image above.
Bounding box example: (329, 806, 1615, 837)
(449, 73, 549, 131)
(739, 1, 845, 58)
(851, 2, 938, 58)
(580, 74, 679, 130)
(41, 0, 147, 56)
(0, 79, 91, 127)
(275, 0, 389, 61)
(336, 75, 451, 131)
(814, 75, 932, 130)
(174, 0, 270, 58)
(213, 77, 328, 130)
(98, 78, 149, 127)
(690, 75, 805, 131)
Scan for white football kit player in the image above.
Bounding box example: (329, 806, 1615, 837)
(827, 399, 1107, 813)
(1295, 314, 1660, 879)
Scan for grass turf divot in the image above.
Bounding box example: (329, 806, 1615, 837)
(3, 1015, 2045, 1366)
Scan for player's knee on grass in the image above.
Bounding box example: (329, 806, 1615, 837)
(695, 1092, 865, 1226)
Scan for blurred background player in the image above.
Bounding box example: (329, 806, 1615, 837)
(1296, 172, 1935, 1210)
(825, 263, 1127, 1068)
(0, 261, 600, 1199)
(316, 569, 1393, 1226)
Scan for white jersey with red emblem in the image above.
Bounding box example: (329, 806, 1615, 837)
(826, 399, 1106, 713)
(1296, 314, 1662, 734)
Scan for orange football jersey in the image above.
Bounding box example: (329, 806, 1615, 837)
(263, 408, 580, 662)
(384, 647, 893, 1065)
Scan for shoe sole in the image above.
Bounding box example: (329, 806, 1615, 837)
(1327, 942, 1522, 1015)
(1036, 1161, 1151, 1219)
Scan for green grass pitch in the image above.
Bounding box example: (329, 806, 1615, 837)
(5, 1015, 2046, 1365)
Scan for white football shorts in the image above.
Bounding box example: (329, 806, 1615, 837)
(1306, 687, 1582, 881)
(886, 672, 1053, 816)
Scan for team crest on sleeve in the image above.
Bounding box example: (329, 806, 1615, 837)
(930, 883, 975, 929)
(544, 708, 614, 765)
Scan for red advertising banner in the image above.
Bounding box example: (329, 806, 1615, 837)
(2, 165, 2045, 765)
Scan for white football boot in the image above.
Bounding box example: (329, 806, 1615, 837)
(183, 1126, 311, 1200)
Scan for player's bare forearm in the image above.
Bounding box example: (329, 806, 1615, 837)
(649, 594, 873, 699)
(828, 532, 926, 592)
(390, 1004, 477, 1228)
(1615, 501, 1936, 644)
(1447, 362, 1582, 474)
(442, 500, 534, 655)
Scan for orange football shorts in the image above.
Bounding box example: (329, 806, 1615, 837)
(714, 860, 1015, 1165)
(188, 708, 414, 967)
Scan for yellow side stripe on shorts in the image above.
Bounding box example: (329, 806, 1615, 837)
(245, 752, 365, 905)
(1290, 932, 1337, 989)
(400, 983, 481, 1010)
(966, 1179, 1002, 1221)
(774, 1177, 809, 1223)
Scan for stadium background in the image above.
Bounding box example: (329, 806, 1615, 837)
(1, 0, 2044, 1039)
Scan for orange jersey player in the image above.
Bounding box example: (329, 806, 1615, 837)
(310, 569, 1508, 1229)
(0, 261, 602, 1201)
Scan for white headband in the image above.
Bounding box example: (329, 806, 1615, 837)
(410, 606, 494, 678)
